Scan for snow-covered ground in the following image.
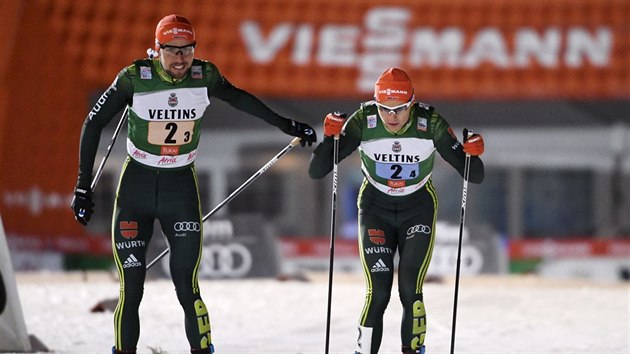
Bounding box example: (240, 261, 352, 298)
(13, 271, 630, 354)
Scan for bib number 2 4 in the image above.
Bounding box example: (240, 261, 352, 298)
(376, 162, 419, 180)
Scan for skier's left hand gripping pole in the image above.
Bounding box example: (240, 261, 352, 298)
(72, 107, 129, 210)
(450, 128, 474, 354)
(145, 136, 303, 270)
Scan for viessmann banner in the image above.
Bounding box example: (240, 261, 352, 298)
(189, 0, 629, 99)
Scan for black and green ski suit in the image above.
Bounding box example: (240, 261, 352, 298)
(77, 58, 296, 353)
(309, 101, 484, 354)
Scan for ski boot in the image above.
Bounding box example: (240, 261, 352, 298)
(402, 345, 425, 354)
(191, 344, 215, 353)
(111, 347, 136, 354)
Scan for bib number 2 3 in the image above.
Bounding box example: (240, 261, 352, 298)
(148, 121, 194, 146)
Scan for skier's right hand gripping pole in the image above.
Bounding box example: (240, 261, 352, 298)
(323, 112, 347, 138)
(323, 111, 346, 354)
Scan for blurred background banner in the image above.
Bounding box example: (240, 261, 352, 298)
(8, 0, 629, 100)
(0, 0, 628, 280)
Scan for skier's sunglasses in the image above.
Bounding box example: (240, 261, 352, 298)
(158, 42, 197, 56)
(375, 97, 414, 115)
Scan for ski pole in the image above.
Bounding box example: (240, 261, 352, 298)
(145, 136, 302, 270)
(450, 128, 473, 354)
(73, 107, 128, 211)
(92, 107, 129, 190)
(324, 133, 340, 354)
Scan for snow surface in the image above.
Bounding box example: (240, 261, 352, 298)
(12, 271, 630, 354)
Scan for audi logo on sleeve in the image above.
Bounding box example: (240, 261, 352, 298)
(174, 221, 201, 232)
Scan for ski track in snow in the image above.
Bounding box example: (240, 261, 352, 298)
(12, 271, 630, 354)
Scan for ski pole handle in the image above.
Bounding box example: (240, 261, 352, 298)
(289, 136, 302, 147)
(463, 128, 475, 151)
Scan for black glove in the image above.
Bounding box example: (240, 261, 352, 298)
(284, 120, 318, 147)
(71, 185, 94, 226)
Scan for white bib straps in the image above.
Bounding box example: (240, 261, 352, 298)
(127, 139, 197, 168)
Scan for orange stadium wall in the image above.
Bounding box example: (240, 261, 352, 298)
(0, 1, 100, 254)
(0, 0, 628, 256)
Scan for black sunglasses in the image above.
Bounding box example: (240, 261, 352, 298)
(158, 42, 197, 56)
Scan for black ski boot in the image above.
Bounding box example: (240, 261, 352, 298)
(402, 345, 426, 354)
(191, 344, 215, 354)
